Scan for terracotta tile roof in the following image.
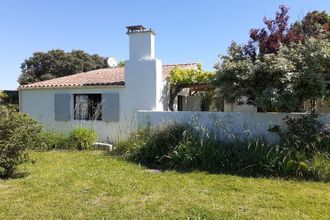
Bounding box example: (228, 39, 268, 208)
(19, 63, 198, 89)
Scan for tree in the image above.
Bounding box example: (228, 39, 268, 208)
(216, 7, 330, 112)
(244, 5, 292, 58)
(214, 42, 254, 103)
(18, 49, 108, 85)
(216, 38, 330, 112)
(281, 38, 330, 110)
(290, 10, 330, 40)
(244, 6, 330, 59)
(215, 42, 297, 112)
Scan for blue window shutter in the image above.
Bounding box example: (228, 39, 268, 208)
(102, 93, 119, 122)
(55, 94, 71, 121)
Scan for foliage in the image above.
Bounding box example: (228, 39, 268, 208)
(1, 151, 329, 219)
(0, 91, 8, 100)
(268, 113, 330, 178)
(245, 6, 330, 58)
(280, 38, 330, 108)
(168, 64, 215, 111)
(114, 119, 330, 181)
(68, 127, 97, 150)
(169, 64, 215, 86)
(0, 106, 42, 177)
(311, 152, 330, 181)
(245, 5, 291, 57)
(214, 42, 254, 103)
(215, 7, 330, 112)
(28, 127, 98, 151)
(117, 60, 125, 67)
(215, 37, 330, 112)
(270, 112, 329, 152)
(18, 49, 108, 85)
(200, 91, 216, 111)
(290, 10, 330, 41)
(0, 91, 18, 105)
(32, 130, 69, 151)
(115, 123, 200, 170)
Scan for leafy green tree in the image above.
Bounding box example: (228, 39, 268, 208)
(216, 7, 330, 112)
(290, 10, 330, 41)
(215, 38, 330, 112)
(280, 38, 330, 110)
(18, 49, 108, 85)
(245, 6, 329, 59)
(214, 42, 254, 103)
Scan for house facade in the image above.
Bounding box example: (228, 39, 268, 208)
(19, 25, 198, 141)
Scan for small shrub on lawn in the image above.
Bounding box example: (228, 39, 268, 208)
(311, 152, 330, 181)
(34, 130, 69, 151)
(31, 128, 98, 151)
(68, 127, 97, 150)
(0, 106, 42, 177)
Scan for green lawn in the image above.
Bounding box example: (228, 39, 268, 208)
(0, 151, 329, 219)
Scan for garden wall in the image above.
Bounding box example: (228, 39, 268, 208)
(137, 111, 330, 143)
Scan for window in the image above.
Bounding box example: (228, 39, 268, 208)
(74, 94, 102, 120)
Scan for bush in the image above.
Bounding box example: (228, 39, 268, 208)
(113, 123, 271, 173)
(114, 116, 330, 181)
(34, 130, 69, 151)
(119, 123, 202, 170)
(311, 153, 330, 181)
(29, 127, 98, 151)
(68, 127, 97, 150)
(0, 106, 42, 177)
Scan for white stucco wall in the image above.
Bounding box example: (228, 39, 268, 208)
(137, 111, 330, 143)
(20, 87, 138, 142)
(124, 59, 164, 112)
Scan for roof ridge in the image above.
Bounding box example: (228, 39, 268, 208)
(19, 63, 199, 89)
(163, 62, 198, 66)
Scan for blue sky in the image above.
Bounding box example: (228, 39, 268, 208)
(0, 0, 329, 90)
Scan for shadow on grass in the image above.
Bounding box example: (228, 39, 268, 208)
(103, 151, 329, 183)
(0, 171, 30, 180)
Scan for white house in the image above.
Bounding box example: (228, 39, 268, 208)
(19, 25, 199, 141)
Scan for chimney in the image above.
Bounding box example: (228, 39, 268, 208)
(124, 25, 164, 111)
(126, 25, 155, 60)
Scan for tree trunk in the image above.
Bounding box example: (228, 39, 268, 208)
(169, 85, 183, 111)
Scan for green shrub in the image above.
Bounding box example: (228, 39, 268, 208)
(114, 123, 272, 173)
(34, 130, 69, 151)
(0, 106, 42, 177)
(115, 123, 201, 170)
(68, 127, 97, 150)
(30, 128, 98, 151)
(114, 118, 330, 181)
(311, 153, 330, 181)
(270, 112, 329, 154)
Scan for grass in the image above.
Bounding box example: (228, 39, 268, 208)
(0, 151, 329, 219)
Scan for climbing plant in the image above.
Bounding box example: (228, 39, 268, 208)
(168, 64, 215, 111)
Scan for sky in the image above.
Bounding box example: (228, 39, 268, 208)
(0, 0, 329, 90)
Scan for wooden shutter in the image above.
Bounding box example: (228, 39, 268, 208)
(55, 94, 71, 121)
(102, 93, 119, 122)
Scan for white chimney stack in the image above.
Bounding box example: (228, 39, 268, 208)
(124, 25, 164, 111)
(126, 25, 155, 60)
